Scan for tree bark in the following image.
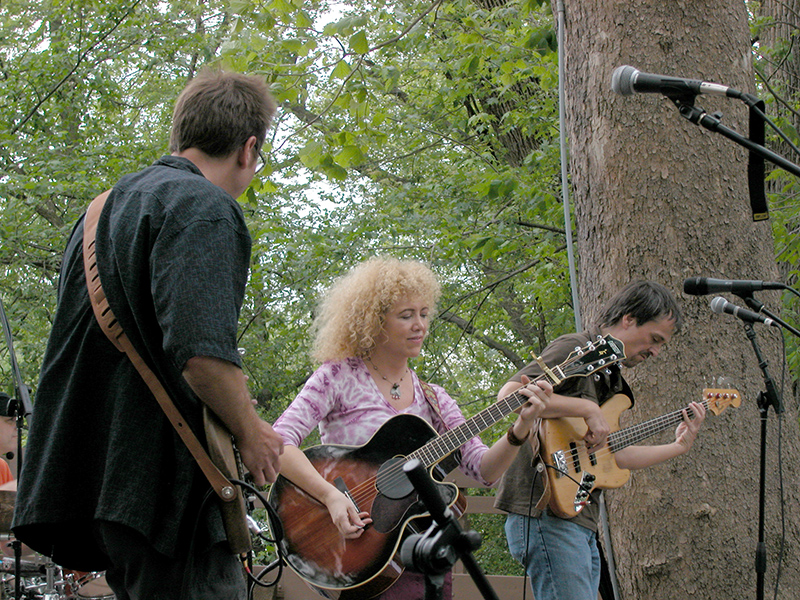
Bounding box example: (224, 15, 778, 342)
(558, 1, 800, 598)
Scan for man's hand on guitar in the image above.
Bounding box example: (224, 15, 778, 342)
(674, 401, 706, 453)
(323, 489, 373, 539)
(583, 405, 611, 452)
(237, 420, 284, 486)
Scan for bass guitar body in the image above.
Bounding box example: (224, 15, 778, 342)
(268, 414, 465, 599)
(540, 388, 740, 519)
(539, 393, 632, 519)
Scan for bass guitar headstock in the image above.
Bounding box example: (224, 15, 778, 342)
(702, 388, 741, 415)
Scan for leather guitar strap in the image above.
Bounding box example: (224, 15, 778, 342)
(82, 190, 237, 504)
(418, 379, 462, 471)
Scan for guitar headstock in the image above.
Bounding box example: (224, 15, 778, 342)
(702, 388, 741, 415)
(559, 334, 627, 380)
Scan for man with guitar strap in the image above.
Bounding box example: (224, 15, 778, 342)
(13, 70, 284, 599)
(494, 281, 707, 600)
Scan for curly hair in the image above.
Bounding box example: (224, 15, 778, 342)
(311, 257, 442, 363)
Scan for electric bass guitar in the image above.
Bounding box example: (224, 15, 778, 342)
(268, 334, 625, 599)
(540, 387, 741, 519)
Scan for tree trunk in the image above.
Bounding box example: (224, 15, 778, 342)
(558, 1, 800, 598)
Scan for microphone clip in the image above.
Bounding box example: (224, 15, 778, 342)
(672, 96, 723, 129)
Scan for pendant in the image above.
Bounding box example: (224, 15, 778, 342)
(390, 383, 401, 400)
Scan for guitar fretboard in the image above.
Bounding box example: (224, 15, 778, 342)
(608, 399, 705, 452)
(408, 335, 624, 468)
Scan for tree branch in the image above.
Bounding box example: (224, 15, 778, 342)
(12, 0, 143, 134)
(438, 309, 526, 368)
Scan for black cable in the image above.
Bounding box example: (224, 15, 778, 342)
(519, 461, 544, 600)
(772, 329, 787, 600)
(227, 479, 285, 597)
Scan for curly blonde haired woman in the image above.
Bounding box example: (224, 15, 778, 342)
(273, 256, 550, 600)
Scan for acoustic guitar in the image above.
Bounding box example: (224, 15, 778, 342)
(540, 387, 741, 519)
(268, 334, 626, 599)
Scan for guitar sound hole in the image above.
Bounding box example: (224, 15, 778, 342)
(376, 457, 415, 499)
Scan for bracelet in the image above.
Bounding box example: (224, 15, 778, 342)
(506, 425, 530, 446)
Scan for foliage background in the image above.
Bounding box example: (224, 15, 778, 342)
(1, 0, 798, 579)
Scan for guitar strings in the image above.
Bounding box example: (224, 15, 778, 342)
(321, 395, 732, 544)
(288, 339, 621, 549)
(338, 387, 535, 510)
(338, 349, 605, 511)
(548, 396, 734, 470)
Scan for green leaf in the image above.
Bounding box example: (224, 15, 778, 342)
(334, 145, 364, 168)
(349, 30, 369, 54)
(331, 60, 352, 79)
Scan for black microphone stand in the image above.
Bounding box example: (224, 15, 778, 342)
(668, 90, 800, 599)
(739, 321, 783, 600)
(669, 94, 800, 178)
(742, 294, 800, 339)
(0, 296, 33, 600)
(399, 460, 499, 600)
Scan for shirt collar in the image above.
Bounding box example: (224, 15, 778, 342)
(153, 155, 205, 177)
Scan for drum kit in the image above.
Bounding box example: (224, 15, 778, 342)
(0, 491, 114, 600)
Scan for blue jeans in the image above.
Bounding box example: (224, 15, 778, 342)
(505, 511, 600, 600)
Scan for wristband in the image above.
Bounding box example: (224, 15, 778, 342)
(506, 425, 530, 446)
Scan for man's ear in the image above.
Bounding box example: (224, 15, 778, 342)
(238, 135, 258, 168)
(620, 314, 637, 329)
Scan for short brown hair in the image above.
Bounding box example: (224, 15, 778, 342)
(169, 69, 276, 157)
(598, 280, 683, 332)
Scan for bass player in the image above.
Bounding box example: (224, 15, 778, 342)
(494, 280, 706, 600)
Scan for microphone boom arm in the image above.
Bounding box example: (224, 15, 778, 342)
(743, 295, 800, 339)
(670, 96, 800, 179)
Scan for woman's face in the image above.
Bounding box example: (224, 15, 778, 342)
(376, 296, 430, 359)
(0, 417, 16, 456)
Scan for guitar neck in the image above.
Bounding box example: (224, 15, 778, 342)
(409, 370, 561, 468)
(608, 400, 708, 453)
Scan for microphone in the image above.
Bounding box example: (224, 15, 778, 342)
(612, 65, 741, 99)
(710, 296, 777, 327)
(684, 277, 785, 297)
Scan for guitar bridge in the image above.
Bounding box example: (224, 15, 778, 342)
(551, 450, 568, 478)
(572, 471, 596, 513)
(334, 476, 361, 513)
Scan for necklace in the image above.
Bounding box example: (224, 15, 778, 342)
(367, 358, 407, 400)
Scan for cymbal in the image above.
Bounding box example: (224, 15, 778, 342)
(0, 490, 15, 532)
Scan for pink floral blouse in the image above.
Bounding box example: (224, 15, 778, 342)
(273, 357, 492, 486)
